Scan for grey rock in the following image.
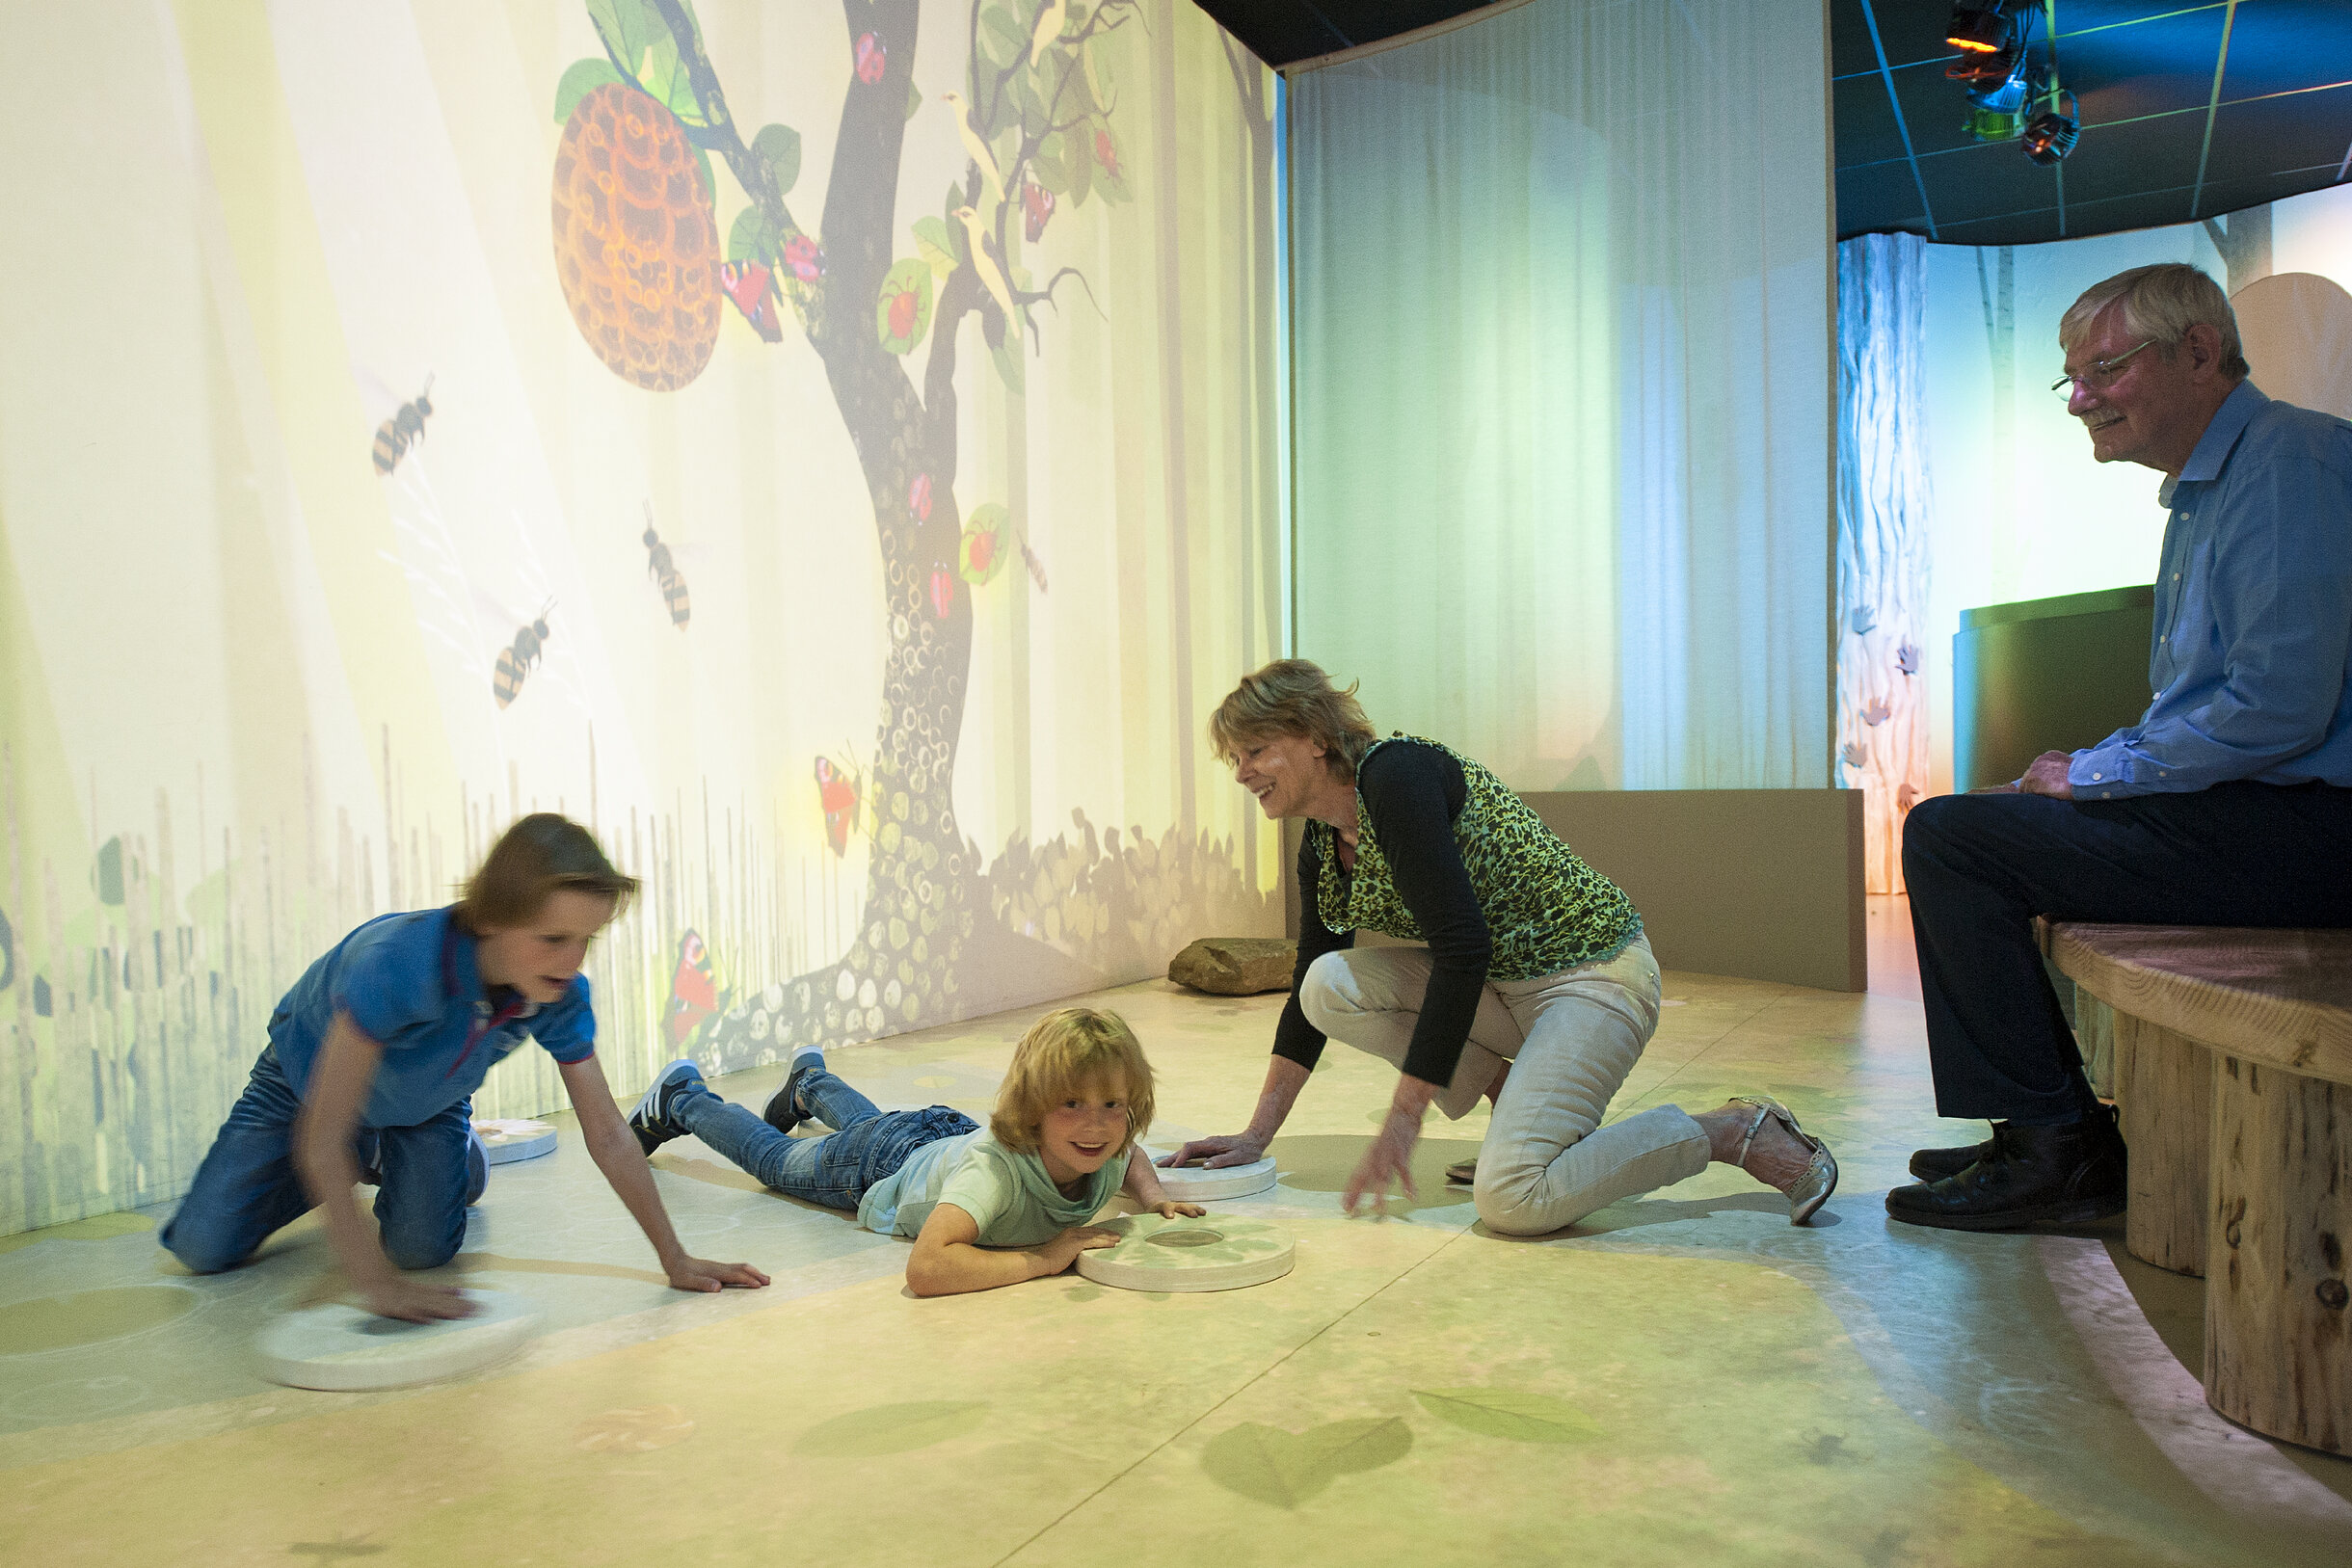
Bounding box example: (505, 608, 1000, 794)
(1168, 937, 1297, 996)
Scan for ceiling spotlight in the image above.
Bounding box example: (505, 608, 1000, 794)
(1951, 45, 2029, 112)
(2023, 91, 2080, 165)
(1947, 2, 2012, 53)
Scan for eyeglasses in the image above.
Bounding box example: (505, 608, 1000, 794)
(2051, 338, 2158, 401)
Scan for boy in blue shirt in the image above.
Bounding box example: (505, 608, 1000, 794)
(162, 814, 769, 1320)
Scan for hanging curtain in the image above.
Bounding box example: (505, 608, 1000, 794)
(1835, 233, 1933, 894)
(1285, 0, 1832, 789)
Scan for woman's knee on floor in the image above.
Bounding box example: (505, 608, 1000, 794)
(1470, 1156, 1575, 1237)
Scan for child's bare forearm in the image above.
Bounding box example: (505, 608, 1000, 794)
(294, 1127, 395, 1288)
(1122, 1145, 1172, 1208)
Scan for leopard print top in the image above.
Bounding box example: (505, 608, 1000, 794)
(1312, 735, 1642, 980)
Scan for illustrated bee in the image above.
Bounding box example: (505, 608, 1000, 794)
(643, 502, 691, 629)
(492, 599, 555, 708)
(371, 375, 435, 476)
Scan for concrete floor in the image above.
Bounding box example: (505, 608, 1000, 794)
(4, 898, 2349, 1565)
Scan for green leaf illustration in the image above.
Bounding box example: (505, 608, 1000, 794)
(586, 0, 708, 125)
(729, 205, 781, 265)
(874, 258, 935, 355)
(913, 216, 960, 279)
(1202, 1418, 1412, 1509)
(553, 58, 622, 123)
(990, 336, 1025, 395)
(1410, 1388, 1602, 1445)
(752, 122, 800, 197)
(791, 1400, 988, 1458)
(906, 78, 923, 121)
(979, 6, 1026, 71)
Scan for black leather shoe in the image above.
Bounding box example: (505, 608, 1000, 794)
(1908, 1136, 1994, 1182)
(1885, 1113, 2125, 1232)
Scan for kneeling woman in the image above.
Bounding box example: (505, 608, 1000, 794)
(1166, 660, 1836, 1233)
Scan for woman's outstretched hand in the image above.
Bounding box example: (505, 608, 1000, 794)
(1159, 1131, 1269, 1169)
(1344, 1105, 1424, 1215)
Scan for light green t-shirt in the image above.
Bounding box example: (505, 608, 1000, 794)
(855, 1129, 1124, 1245)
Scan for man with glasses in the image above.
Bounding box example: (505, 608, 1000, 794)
(1886, 262, 2352, 1231)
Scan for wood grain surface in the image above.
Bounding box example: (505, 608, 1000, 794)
(2206, 1056, 2352, 1455)
(2044, 923, 2352, 1087)
(2115, 1013, 2214, 1277)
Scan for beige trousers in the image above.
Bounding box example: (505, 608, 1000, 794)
(1298, 933, 1709, 1236)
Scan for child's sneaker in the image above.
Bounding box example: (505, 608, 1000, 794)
(629, 1058, 706, 1156)
(761, 1045, 827, 1135)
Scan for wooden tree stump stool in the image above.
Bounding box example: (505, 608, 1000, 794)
(2047, 921, 2352, 1455)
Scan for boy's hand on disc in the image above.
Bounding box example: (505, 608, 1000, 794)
(363, 1278, 480, 1323)
(667, 1256, 771, 1292)
(1154, 1201, 1208, 1219)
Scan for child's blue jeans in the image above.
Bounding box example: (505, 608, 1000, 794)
(668, 1069, 976, 1211)
(162, 1044, 477, 1274)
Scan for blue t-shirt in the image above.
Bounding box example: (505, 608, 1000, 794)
(266, 907, 596, 1129)
(855, 1129, 1125, 1245)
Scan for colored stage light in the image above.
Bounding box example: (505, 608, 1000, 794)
(2022, 94, 2080, 165)
(1946, 2, 2011, 53)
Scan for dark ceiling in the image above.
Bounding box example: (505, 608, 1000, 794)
(1191, 0, 2352, 246)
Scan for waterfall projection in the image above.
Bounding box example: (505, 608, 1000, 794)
(1836, 234, 1932, 894)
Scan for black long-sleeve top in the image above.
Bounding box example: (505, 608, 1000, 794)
(1271, 742, 1495, 1087)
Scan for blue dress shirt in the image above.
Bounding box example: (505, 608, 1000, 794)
(2071, 381, 2352, 800)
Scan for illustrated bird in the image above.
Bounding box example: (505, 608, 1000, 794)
(937, 91, 1002, 197)
(953, 204, 1020, 324)
(1029, 0, 1068, 66)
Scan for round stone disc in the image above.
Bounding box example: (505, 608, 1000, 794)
(1076, 1214, 1296, 1293)
(254, 1289, 539, 1392)
(473, 1119, 558, 1165)
(1147, 1149, 1277, 1202)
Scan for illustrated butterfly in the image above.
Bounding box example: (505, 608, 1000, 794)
(719, 259, 782, 342)
(1022, 181, 1056, 242)
(664, 929, 721, 1047)
(815, 756, 861, 857)
(930, 560, 953, 620)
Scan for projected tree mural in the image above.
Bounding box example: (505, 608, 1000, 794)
(549, 0, 1260, 1063)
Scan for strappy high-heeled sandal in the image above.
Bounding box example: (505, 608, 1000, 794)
(1730, 1096, 1838, 1225)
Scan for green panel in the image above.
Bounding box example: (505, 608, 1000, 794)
(1951, 587, 2155, 792)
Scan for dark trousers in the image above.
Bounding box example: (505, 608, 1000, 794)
(1901, 782, 2352, 1124)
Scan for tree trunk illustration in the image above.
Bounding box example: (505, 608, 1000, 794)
(550, 0, 1269, 1066)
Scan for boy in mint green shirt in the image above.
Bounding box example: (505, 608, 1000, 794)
(632, 1006, 1202, 1294)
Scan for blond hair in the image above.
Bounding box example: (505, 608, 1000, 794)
(456, 813, 638, 931)
(1207, 658, 1378, 781)
(990, 1007, 1156, 1156)
(2059, 263, 2248, 380)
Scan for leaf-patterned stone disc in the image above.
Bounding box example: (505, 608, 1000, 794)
(1076, 1213, 1295, 1293)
